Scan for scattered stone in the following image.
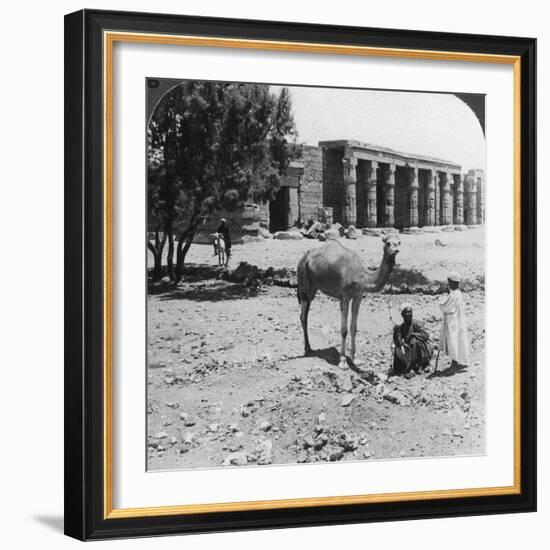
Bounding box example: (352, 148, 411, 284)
(341, 394, 355, 407)
(161, 416, 173, 427)
(240, 401, 258, 417)
(223, 452, 248, 467)
(165, 402, 179, 409)
(208, 423, 220, 433)
(314, 434, 329, 450)
(362, 228, 382, 237)
(182, 415, 197, 427)
(382, 389, 411, 406)
(330, 222, 344, 235)
(325, 228, 340, 240)
(297, 452, 308, 463)
(345, 225, 359, 239)
(435, 238, 448, 247)
(183, 432, 195, 444)
(305, 221, 326, 238)
(241, 235, 265, 244)
(259, 420, 272, 432)
(337, 432, 359, 451)
(328, 448, 345, 461)
(402, 226, 425, 235)
(154, 431, 168, 439)
(259, 227, 272, 239)
(273, 230, 303, 240)
(256, 439, 273, 465)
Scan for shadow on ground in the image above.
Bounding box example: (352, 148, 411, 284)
(151, 280, 260, 302)
(432, 362, 469, 378)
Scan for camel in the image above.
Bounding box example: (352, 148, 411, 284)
(297, 234, 400, 369)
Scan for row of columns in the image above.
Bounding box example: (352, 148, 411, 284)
(342, 156, 480, 228)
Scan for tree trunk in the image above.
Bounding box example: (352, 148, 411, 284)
(174, 214, 203, 282)
(147, 241, 162, 281)
(147, 230, 168, 282)
(166, 221, 175, 281)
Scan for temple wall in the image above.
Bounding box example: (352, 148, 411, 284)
(152, 142, 485, 244)
(299, 145, 323, 222)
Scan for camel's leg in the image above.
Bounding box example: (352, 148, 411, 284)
(300, 299, 312, 356)
(339, 298, 350, 369)
(350, 296, 362, 363)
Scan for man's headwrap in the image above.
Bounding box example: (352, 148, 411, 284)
(400, 302, 412, 314)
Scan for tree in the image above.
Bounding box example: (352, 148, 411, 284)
(147, 81, 296, 281)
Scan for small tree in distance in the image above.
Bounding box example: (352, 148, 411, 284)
(147, 81, 297, 282)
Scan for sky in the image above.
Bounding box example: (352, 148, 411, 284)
(272, 85, 486, 171)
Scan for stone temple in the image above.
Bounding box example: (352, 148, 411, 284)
(197, 139, 485, 242)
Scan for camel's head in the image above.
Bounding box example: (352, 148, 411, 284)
(382, 234, 401, 261)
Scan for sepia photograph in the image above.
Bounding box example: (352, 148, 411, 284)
(146, 78, 486, 471)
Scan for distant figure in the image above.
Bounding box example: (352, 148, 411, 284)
(439, 272, 471, 368)
(214, 218, 231, 260)
(392, 303, 434, 376)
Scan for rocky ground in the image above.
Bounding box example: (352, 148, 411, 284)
(147, 227, 485, 471)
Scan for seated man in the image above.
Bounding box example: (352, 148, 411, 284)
(392, 303, 434, 376)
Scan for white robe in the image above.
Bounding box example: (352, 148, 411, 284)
(439, 289, 470, 364)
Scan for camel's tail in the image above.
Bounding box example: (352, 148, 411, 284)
(297, 252, 312, 303)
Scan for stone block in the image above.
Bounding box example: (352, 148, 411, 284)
(325, 229, 340, 240)
(273, 230, 304, 240)
(241, 235, 265, 244)
(345, 225, 359, 239)
(362, 228, 382, 237)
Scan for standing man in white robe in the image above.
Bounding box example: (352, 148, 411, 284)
(439, 272, 470, 367)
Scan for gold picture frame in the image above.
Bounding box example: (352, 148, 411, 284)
(65, 9, 536, 540)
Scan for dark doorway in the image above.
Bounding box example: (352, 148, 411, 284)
(418, 170, 427, 227)
(269, 188, 289, 233)
(394, 167, 409, 229)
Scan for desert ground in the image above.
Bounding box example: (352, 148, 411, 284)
(146, 227, 485, 470)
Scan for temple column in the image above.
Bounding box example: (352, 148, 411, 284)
(434, 171, 440, 225)
(476, 174, 485, 224)
(365, 161, 378, 228)
(342, 152, 358, 226)
(425, 169, 436, 226)
(453, 174, 464, 225)
(382, 163, 395, 227)
(465, 174, 478, 225)
(408, 166, 419, 227)
(440, 172, 453, 225)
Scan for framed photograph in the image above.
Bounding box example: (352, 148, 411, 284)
(64, 9, 536, 540)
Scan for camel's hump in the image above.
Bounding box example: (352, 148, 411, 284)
(305, 239, 362, 269)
